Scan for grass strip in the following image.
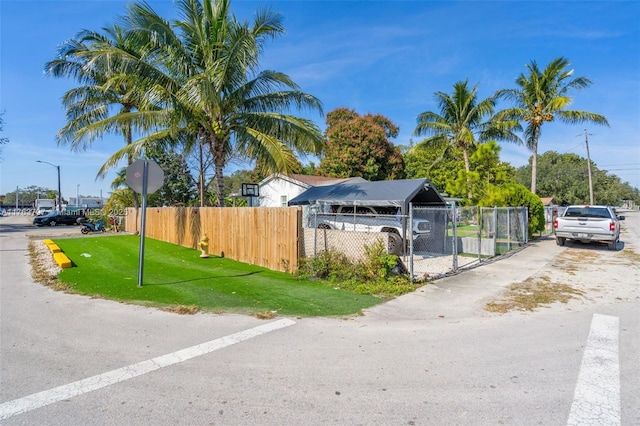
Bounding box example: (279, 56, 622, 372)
(55, 235, 382, 317)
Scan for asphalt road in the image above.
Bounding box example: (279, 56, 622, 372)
(1, 212, 638, 425)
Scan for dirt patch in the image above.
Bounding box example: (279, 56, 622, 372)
(615, 248, 640, 264)
(160, 305, 201, 315)
(486, 237, 639, 314)
(486, 277, 585, 313)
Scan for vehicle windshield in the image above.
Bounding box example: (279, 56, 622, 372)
(564, 207, 611, 219)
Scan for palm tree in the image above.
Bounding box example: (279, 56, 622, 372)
(413, 80, 519, 199)
(496, 57, 609, 194)
(96, 0, 324, 206)
(44, 25, 157, 217)
(45, 26, 153, 165)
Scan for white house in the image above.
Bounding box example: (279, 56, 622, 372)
(258, 174, 366, 207)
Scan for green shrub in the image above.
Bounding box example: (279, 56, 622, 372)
(362, 239, 399, 280)
(296, 249, 356, 282)
(296, 240, 417, 298)
(479, 182, 545, 237)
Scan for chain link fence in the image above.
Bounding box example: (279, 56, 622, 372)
(302, 203, 529, 281)
(304, 204, 415, 262)
(541, 205, 567, 235)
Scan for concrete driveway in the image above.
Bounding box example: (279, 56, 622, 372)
(1, 212, 638, 425)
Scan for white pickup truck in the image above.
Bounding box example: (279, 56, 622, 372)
(311, 205, 431, 254)
(554, 205, 625, 250)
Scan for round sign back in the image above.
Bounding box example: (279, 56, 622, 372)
(126, 159, 165, 194)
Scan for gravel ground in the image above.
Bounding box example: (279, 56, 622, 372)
(30, 239, 63, 279)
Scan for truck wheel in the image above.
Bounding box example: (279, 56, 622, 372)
(317, 224, 331, 230)
(556, 237, 565, 246)
(387, 233, 403, 255)
(608, 240, 617, 251)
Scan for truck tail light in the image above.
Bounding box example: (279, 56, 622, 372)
(610, 221, 615, 232)
(554, 219, 558, 229)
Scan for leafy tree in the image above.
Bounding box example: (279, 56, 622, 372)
(515, 151, 640, 205)
(105, 188, 136, 213)
(318, 107, 404, 180)
(146, 146, 198, 206)
(251, 156, 302, 184)
(404, 140, 514, 205)
(412, 80, 520, 199)
(450, 141, 516, 205)
(479, 182, 545, 237)
(404, 144, 465, 196)
(1, 186, 54, 207)
(300, 161, 319, 176)
(471, 141, 515, 186)
(496, 57, 609, 194)
(218, 169, 252, 206)
(92, 0, 324, 207)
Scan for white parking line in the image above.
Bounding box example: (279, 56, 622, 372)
(0, 318, 296, 420)
(567, 314, 620, 426)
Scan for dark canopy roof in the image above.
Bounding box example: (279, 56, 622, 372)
(288, 178, 445, 212)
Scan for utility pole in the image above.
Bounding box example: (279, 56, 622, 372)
(578, 130, 594, 205)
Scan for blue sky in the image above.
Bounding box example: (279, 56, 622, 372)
(1, 0, 639, 201)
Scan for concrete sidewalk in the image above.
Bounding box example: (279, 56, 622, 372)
(363, 235, 564, 321)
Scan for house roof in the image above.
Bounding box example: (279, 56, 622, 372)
(258, 173, 366, 189)
(540, 197, 556, 205)
(288, 178, 446, 212)
(290, 174, 365, 187)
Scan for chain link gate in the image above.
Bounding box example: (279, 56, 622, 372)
(408, 205, 528, 281)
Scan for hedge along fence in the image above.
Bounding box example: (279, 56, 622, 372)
(124, 207, 302, 272)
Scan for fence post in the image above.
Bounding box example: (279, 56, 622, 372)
(452, 202, 458, 271)
(352, 200, 356, 231)
(312, 204, 318, 257)
(507, 207, 511, 252)
(409, 203, 414, 284)
(476, 206, 481, 263)
(493, 207, 498, 255)
(524, 207, 529, 244)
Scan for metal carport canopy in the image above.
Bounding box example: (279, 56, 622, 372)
(288, 178, 446, 212)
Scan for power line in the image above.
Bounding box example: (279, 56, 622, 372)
(605, 167, 640, 172)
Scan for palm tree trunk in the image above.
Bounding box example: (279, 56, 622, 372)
(198, 131, 205, 207)
(530, 126, 541, 194)
(214, 162, 224, 207)
(211, 135, 226, 207)
(125, 120, 140, 233)
(462, 147, 472, 200)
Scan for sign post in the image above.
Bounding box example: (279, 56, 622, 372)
(126, 159, 164, 287)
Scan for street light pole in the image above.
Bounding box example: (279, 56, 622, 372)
(76, 184, 80, 207)
(36, 160, 62, 212)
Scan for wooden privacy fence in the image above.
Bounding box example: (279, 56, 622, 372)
(125, 207, 302, 272)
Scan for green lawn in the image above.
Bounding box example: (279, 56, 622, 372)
(446, 225, 480, 237)
(54, 235, 382, 317)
